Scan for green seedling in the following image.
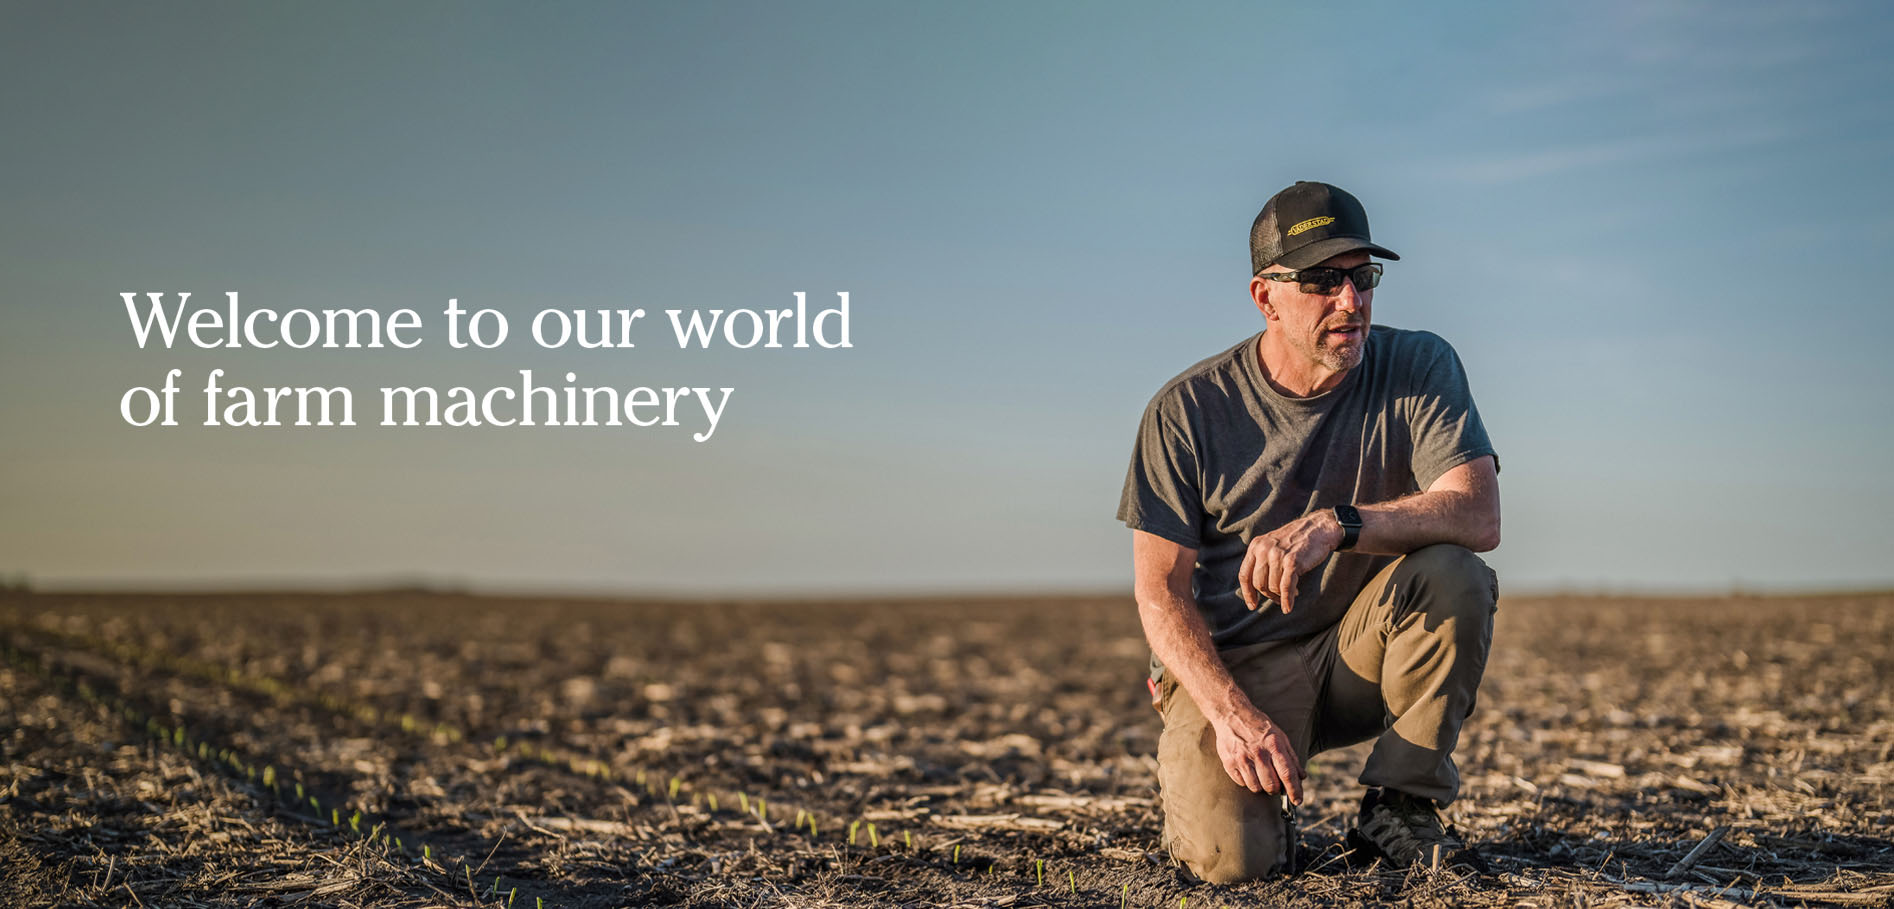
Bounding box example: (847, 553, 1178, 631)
(707, 793, 719, 811)
(738, 792, 750, 813)
(954, 845, 961, 865)
(466, 866, 475, 894)
(331, 809, 339, 827)
(867, 823, 879, 848)
(1122, 882, 1129, 908)
(509, 887, 517, 907)
(635, 769, 645, 786)
(758, 797, 767, 821)
(668, 777, 681, 799)
(349, 812, 361, 833)
(1069, 870, 1077, 894)
(424, 844, 433, 862)
(263, 766, 275, 787)
(495, 735, 508, 752)
(309, 795, 320, 812)
(808, 815, 818, 837)
(795, 809, 805, 828)
(537, 898, 544, 909)
(395, 837, 404, 852)
(849, 820, 860, 845)
(295, 782, 304, 800)
(1036, 858, 1044, 887)
(904, 831, 912, 849)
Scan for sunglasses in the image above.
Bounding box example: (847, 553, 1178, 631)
(1255, 262, 1383, 295)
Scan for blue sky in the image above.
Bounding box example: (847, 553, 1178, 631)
(3, 1, 1890, 593)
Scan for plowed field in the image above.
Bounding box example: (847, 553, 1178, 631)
(4, 590, 1890, 907)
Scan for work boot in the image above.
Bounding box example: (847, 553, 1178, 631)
(1346, 787, 1488, 873)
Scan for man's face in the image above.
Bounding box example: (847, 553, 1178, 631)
(1256, 250, 1374, 374)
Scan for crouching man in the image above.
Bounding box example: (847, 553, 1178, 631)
(1118, 181, 1502, 883)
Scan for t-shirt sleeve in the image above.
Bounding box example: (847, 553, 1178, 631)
(1405, 333, 1499, 491)
(1116, 390, 1204, 549)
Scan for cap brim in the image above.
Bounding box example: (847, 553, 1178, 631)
(1273, 237, 1400, 271)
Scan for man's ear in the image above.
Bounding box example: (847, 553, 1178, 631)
(1249, 276, 1276, 322)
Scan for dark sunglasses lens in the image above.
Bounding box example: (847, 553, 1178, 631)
(1297, 268, 1345, 294)
(1351, 265, 1381, 290)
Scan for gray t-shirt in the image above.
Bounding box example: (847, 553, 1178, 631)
(1117, 324, 1496, 650)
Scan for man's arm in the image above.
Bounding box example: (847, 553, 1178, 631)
(1134, 530, 1304, 803)
(1239, 455, 1500, 612)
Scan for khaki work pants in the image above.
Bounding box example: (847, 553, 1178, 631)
(1155, 543, 1499, 884)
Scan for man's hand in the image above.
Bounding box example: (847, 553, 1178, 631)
(1238, 510, 1343, 613)
(1212, 704, 1305, 803)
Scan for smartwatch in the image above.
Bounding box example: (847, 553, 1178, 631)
(1332, 505, 1363, 551)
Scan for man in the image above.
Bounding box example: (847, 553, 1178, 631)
(1117, 181, 1501, 883)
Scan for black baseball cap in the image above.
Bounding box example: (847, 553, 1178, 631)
(1249, 181, 1399, 274)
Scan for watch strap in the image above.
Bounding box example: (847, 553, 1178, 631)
(1333, 504, 1362, 551)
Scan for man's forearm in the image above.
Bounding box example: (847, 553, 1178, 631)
(1137, 589, 1259, 727)
(1349, 487, 1499, 555)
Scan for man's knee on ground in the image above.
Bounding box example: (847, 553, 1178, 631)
(1171, 809, 1289, 884)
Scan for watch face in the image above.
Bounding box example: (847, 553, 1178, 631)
(1336, 505, 1362, 527)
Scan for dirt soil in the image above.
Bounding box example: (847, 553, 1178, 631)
(3, 590, 1891, 908)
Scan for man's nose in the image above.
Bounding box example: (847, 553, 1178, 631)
(1332, 278, 1363, 311)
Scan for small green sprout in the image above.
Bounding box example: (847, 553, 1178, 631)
(309, 795, 320, 812)
(331, 808, 339, 826)
(867, 823, 879, 848)
(395, 837, 403, 852)
(1069, 870, 1077, 894)
(809, 815, 818, 837)
(263, 766, 276, 787)
(635, 769, 645, 786)
(668, 777, 681, 799)
(738, 792, 750, 813)
(425, 844, 433, 862)
(1036, 858, 1044, 887)
(849, 820, 860, 845)
(295, 782, 304, 800)
(758, 797, 767, 820)
(537, 898, 544, 909)
(466, 866, 475, 893)
(508, 887, 517, 907)
(349, 812, 361, 833)
(1122, 882, 1129, 908)
(904, 831, 912, 849)
(495, 735, 508, 752)
(795, 809, 805, 828)
(708, 793, 719, 811)
(954, 845, 961, 865)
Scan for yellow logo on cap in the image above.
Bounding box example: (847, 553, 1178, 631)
(1287, 216, 1335, 237)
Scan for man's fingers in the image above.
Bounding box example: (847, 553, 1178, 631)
(1267, 549, 1292, 613)
(1237, 547, 1257, 609)
(1279, 560, 1300, 614)
(1271, 747, 1304, 805)
(1252, 756, 1280, 795)
(1226, 758, 1261, 793)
